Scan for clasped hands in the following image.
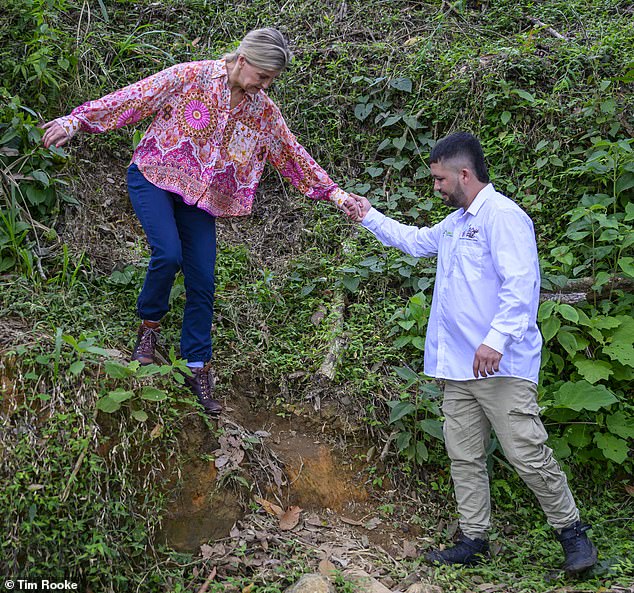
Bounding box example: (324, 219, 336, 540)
(340, 193, 371, 222)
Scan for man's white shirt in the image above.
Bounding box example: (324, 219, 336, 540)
(361, 183, 542, 383)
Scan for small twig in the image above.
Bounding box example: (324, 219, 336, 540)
(60, 410, 98, 503)
(196, 567, 217, 593)
(379, 430, 398, 461)
(526, 16, 568, 40)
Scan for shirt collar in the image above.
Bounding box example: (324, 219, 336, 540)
(214, 58, 256, 102)
(211, 58, 227, 79)
(465, 183, 495, 216)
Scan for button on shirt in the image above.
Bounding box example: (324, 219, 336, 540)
(361, 184, 542, 383)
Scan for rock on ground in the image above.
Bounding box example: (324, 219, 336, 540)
(284, 574, 335, 593)
(405, 583, 443, 593)
(342, 567, 393, 593)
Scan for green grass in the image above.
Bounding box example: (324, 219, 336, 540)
(1, 0, 633, 590)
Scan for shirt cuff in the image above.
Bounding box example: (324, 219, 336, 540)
(482, 328, 510, 355)
(361, 207, 385, 229)
(54, 115, 81, 139)
(329, 187, 350, 209)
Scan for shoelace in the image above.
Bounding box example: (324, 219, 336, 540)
(193, 369, 213, 399)
(137, 327, 158, 355)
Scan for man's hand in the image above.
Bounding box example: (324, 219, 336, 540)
(348, 193, 371, 222)
(472, 344, 502, 378)
(41, 120, 70, 149)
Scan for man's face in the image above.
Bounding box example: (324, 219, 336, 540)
(430, 161, 466, 209)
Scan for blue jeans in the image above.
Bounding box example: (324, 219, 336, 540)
(127, 164, 216, 363)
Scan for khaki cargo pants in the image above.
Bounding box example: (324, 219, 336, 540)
(443, 377, 579, 540)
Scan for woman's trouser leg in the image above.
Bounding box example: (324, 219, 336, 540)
(127, 164, 182, 321)
(173, 199, 216, 364)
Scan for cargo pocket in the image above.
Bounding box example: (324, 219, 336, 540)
(508, 403, 549, 461)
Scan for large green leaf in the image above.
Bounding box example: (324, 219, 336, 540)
(396, 431, 412, 451)
(553, 381, 618, 411)
(618, 257, 634, 278)
(417, 419, 444, 441)
(548, 435, 572, 459)
(541, 316, 561, 343)
(564, 424, 593, 448)
(594, 432, 630, 463)
(96, 395, 121, 413)
(573, 359, 613, 384)
(557, 331, 579, 357)
(558, 304, 579, 323)
(342, 275, 360, 292)
(131, 409, 149, 422)
(538, 300, 556, 322)
(104, 360, 133, 378)
(603, 342, 634, 367)
(354, 102, 373, 121)
(140, 386, 167, 402)
(108, 389, 134, 403)
(389, 401, 416, 424)
(606, 412, 634, 439)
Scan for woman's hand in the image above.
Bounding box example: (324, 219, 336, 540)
(41, 120, 70, 149)
(348, 193, 371, 222)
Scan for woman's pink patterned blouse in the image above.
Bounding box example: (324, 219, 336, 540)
(54, 59, 347, 217)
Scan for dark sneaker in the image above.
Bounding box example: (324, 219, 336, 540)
(556, 521, 598, 575)
(184, 365, 222, 416)
(131, 321, 160, 365)
(425, 534, 490, 566)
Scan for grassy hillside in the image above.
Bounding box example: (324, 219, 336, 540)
(1, 0, 633, 591)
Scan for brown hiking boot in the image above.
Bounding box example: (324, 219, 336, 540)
(184, 365, 222, 416)
(131, 321, 160, 365)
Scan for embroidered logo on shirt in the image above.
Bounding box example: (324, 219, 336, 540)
(461, 225, 480, 239)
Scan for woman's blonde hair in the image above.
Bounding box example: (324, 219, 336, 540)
(225, 28, 292, 71)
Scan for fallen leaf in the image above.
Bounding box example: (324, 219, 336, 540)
(318, 558, 337, 577)
(364, 516, 382, 530)
(340, 516, 363, 526)
(279, 505, 302, 530)
(254, 497, 284, 517)
(200, 543, 226, 559)
(305, 513, 326, 527)
(311, 306, 327, 326)
(402, 540, 418, 558)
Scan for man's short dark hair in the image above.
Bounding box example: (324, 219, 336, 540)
(430, 132, 490, 183)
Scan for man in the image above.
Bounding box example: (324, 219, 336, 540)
(350, 132, 597, 574)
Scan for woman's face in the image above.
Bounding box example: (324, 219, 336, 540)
(235, 56, 281, 95)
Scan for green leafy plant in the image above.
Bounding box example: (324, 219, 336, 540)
(386, 365, 443, 464)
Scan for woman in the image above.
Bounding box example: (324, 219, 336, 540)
(42, 28, 355, 416)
